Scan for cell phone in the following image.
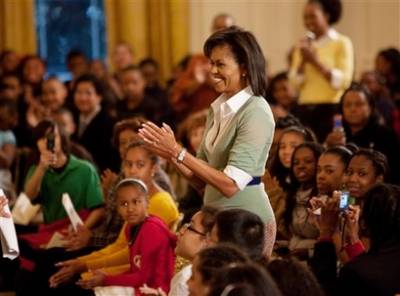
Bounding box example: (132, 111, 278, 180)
(333, 114, 343, 131)
(339, 191, 350, 211)
(46, 127, 55, 152)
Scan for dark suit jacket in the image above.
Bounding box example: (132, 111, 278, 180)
(310, 240, 400, 296)
(73, 110, 118, 172)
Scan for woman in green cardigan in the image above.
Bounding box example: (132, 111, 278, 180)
(139, 26, 276, 256)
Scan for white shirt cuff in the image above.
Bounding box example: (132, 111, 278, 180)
(330, 68, 344, 89)
(224, 165, 253, 191)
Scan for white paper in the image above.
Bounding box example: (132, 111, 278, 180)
(62, 193, 83, 232)
(0, 189, 19, 259)
(45, 231, 66, 249)
(94, 286, 134, 296)
(11, 192, 41, 225)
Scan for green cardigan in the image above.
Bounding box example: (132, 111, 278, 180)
(197, 95, 275, 223)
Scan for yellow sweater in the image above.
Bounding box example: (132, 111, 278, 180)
(289, 29, 354, 105)
(77, 191, 179, 275)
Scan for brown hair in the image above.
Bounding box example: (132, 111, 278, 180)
(112, 116, 147, 148)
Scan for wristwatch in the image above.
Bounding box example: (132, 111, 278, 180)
(177, 148, 187, 163)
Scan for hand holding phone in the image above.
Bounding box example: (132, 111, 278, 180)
(46, 126, 55, 152)
(339, 191, 350, 211)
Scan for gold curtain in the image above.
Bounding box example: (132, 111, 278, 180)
(0, 0, 37, 54)
(104, 0, 189, 82)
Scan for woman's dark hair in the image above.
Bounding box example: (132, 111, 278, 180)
(322, 146, 353, 168)
(284, 142, 324, 230)
(360, 183, 400, 251)
(124, 140, 159, 166)
(200, 205, 219, 234)
(32, 120, 71, 162)
(208, 262, 282, 296)
(309, 0, 342, 25)
(112, 116, 147, 148)
(266, 71, 288, 104)
(139, 58, 159, 69)
(204, 26, 268, 97)
(378, 47, 400, 77)
(213, 209, 265, 261)
(267, 257, 324, 296)
(339, 82, 378, 121)
(74, 74, 105, 97)
(350, 148, 389, 181)
(275, 114, 302, 130)
(269, 125, 317, 190)
(196, 244, 249, 285)
(345, 142, 359, 154)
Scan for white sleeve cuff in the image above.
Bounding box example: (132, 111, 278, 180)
(330, 68, 344, 89)
(224, 165, 253, 191)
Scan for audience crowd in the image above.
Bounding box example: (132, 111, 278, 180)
(1, 1, 400, 295)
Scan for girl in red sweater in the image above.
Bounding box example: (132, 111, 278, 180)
(76, 178, 176, 295)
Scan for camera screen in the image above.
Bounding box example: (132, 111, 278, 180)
(339, 191, 349, 210)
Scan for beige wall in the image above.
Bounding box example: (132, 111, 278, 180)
(189, 0, 400, 79)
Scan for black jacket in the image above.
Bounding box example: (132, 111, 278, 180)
(73, 109, 118, 172)
(344, 117, 400, 184)
(310, 240, 400, 296)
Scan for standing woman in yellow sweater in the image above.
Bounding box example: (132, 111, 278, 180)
(289, 0, 354, 142)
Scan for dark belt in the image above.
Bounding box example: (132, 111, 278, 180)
(248, 176, 262, 186)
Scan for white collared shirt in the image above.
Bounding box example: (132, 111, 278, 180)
(205, 86, 254, 190)
(168, 264, 191, 296)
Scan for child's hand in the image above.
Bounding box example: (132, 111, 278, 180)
(49, 259, 85, 288)
(344, 205, 361, 244)
(76, 270, 106, 289)
(139, 284, 167, 296)
(101, 169, 118, 194)
(63, 224, 92, 251)
(319, 192, 340, 237)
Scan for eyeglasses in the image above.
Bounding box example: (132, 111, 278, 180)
(182, 222, 206, 236)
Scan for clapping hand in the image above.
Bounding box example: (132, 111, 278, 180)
(138, 122, 181, 160)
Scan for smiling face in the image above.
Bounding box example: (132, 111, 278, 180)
(303, 2, 329, 36)
(74, 81, 101, 115)
(209, 44, 247, 97)
(317, 153, 346, 195)
(116, 185, 148, 226)
(345, 155, 382, 199)
(292, 146, 317, 184)
(278, 131, 305, 168)
(42, 79, 67, 111)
